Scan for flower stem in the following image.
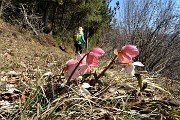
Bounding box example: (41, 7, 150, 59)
(90, 55, 117, 85)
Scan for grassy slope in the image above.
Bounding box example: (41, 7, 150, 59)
(0, 20, 180, 120)
(0, 20, 74, 72)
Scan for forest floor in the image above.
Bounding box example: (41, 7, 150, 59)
(0, 20, 180, 120)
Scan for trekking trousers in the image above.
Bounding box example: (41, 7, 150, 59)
(74, 43, 82, 54)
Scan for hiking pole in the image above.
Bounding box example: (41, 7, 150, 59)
(86, 28, 89, 52)
(86, 38, 88, 52)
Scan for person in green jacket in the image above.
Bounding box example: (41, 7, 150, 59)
(74, 27, 86, 55)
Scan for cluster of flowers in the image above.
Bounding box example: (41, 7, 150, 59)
(64, 48, 105, 80)
(64, 45, 144, 82)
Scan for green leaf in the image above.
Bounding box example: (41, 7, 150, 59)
(97, 79, 108, 86)
(135, 73, 143, 91)
(92, 71, 98, 79)
(82, 74, 91, 81)
(141, 82, 147, 92)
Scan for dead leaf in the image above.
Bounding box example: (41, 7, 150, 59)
(3, 52, 12, 59)
(1, 92, 13, 101)
(7, 77, 19, 84)
(16, 94, 26, 103)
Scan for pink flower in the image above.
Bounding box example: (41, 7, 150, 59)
(86, 48, 105, 66)
(77, 54, 89, 75)
(90, 48, 105, 57)
(64, 59, 80, 79)
(64, 48, 105, 79)
(114, 45, 139, 64)
(78, 48, 105, 75)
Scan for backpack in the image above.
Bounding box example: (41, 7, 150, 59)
(74, 33, 82, 43)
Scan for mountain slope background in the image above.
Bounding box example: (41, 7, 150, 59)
(0, 19, 73, 72)
(0, 19, 180, 119)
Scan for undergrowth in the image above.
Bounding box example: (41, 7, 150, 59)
(0, 20, 180, 120)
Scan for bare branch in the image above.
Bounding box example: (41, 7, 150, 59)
(20, 4, 38, 35)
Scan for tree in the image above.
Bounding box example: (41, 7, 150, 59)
(1, 0, 113, 39)
(100, 0, 180, 80)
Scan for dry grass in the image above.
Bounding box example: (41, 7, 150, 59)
(0, 20, 180, 120)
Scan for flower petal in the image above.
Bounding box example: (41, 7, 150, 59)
(90, 48, 105, 56)
(118, 53, 132, 64)
(64, 59, 80, 79)
(79, 87, 91, 96)
(125, 64, 135, 76)
(66, 59, 78, 66)
(121, 45, 139, 58)
(133, 62, 144, 66)
(79, 64, 89, 75)
(114, 49, 118, 55)
(64, 68, 79, 79)
(81, 83, 92, 88)
(77, 53, 86, 64)
(86, 52, 99, 66)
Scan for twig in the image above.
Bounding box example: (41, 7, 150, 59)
(20, 4, 38, 35)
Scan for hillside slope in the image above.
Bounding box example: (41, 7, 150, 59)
(0, 20, 180, 120)
(0, 20, 74, 73)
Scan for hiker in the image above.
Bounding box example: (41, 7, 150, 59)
(74, 27, 86, 55)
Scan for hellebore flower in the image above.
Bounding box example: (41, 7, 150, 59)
(90, 48, 105, 57)
(114, 45, 139, 64)
(64, 59, 80, 79)
(64, 48, 105, 80)
(86, 48, 105, 66)
(78, 48, 105, 75)
(77, 54, 89, 75)
(125, 62, 144, 76)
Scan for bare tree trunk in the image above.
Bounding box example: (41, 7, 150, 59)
(43, 2, 51, 31)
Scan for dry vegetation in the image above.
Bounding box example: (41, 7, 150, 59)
(100, 0, 180, 81)
(0, 20, 180, 120)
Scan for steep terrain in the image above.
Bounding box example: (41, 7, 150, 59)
(0, 20, 180, 120)
(0, 19, 74, 73)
